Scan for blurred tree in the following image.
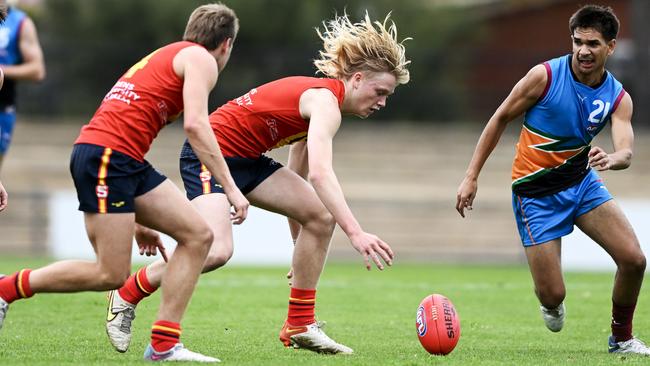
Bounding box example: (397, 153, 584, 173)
(631, 0, 650, 125)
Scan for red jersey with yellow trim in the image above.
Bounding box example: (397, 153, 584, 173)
(212, 76, 345, 158)
(75, 41, 200, 161)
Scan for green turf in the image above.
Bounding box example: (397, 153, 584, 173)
(0, 258, 648, 365)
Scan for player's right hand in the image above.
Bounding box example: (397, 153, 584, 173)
(135, 225, 168, 262)
(226, 189, 249, 225)
(588, 146, 611, 171)
(456, 176, 478, 218)
(349, 231, 394, 271)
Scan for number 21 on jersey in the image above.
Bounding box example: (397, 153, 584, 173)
(588, 99, 611, 124)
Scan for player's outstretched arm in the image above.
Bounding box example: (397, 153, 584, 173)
(301, 88, 393, 270)
(589, 92, 633, 171)
(456, 64, 548, 217)
(0, 180, 7, 212)
(1, 17, 45, 81)
(175, 45, 249, 224)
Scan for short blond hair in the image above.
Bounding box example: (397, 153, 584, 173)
(183, 3, 239, 51)
(314, 12, 411, 84)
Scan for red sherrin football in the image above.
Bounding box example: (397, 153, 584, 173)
(415, 294, 461, 355)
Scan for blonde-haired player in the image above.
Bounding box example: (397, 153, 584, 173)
(107, 11, 410, 355)
(314, 12, 409, 83)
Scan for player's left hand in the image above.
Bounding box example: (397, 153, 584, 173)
(135, 225, 168, 262)
(588, 146, 611, 171)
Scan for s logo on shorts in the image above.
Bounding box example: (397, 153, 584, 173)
(96, 185, 109, 198)
(199, 171, 211, 182)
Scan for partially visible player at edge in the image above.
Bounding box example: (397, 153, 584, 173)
(456, 4, 650, 355)
(0, 3, 7, 213)
(0, 0, 46, 176)
(105, 11, 409, 355)
(0, 3, 249, 363)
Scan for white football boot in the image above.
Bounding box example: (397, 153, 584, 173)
(0, 296, 8, 332)
(609, 336, 650, 355)
(540, 302, 565, 332)
(106, 289, 136, 352)
(279, 321, 353, 354)
(143, 343, 220, 362)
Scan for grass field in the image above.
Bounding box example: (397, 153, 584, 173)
(0, 258, 649, 365)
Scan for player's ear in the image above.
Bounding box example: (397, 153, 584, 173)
(220, 38, 233, 54)
(352, 72, 363, 89)
(607, 38, 616, 56)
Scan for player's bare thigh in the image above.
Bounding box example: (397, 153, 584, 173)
(245, 167, 328, 223)
(525, 239, 563, 278)
(191, 193, 234, 258)
(575, 200, 641, 261)
(84, 212, 135, 266)
(134, 179, 211, 244)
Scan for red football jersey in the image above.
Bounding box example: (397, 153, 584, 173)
(75, 41, 200, 161)
(212, 76, 345, 158)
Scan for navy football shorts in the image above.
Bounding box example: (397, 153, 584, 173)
(70, 143, 166, 213)
(179, 140, 282, 200)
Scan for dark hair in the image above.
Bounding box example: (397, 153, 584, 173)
(569, 5, 619, 41)
(0, 5, 7, 23)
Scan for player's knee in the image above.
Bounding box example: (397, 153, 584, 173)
(188, 225, 214, 252)
(204, 247, 233, 272)
(637, 254, 647, 272)
(201, 227, 215, 248)
(97, 270, 130, 290)
(619, 251, 646, 274)
(303, 208, 335, 236)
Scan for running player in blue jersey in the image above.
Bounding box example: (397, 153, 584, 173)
(0, 0, 45, 175)
(456, 4, 649, 355)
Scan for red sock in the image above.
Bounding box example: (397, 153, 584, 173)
(151, 320, 181, 352)
(118, 267, 157, 305)
(0, 269, 34, 304)
(612, 301, 636, 342)
(287, 287, 316, 326)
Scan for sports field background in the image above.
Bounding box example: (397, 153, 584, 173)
(3, 0, 650, 364)
(2, 120, 650, 365)
(2, 119, 650, 262)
